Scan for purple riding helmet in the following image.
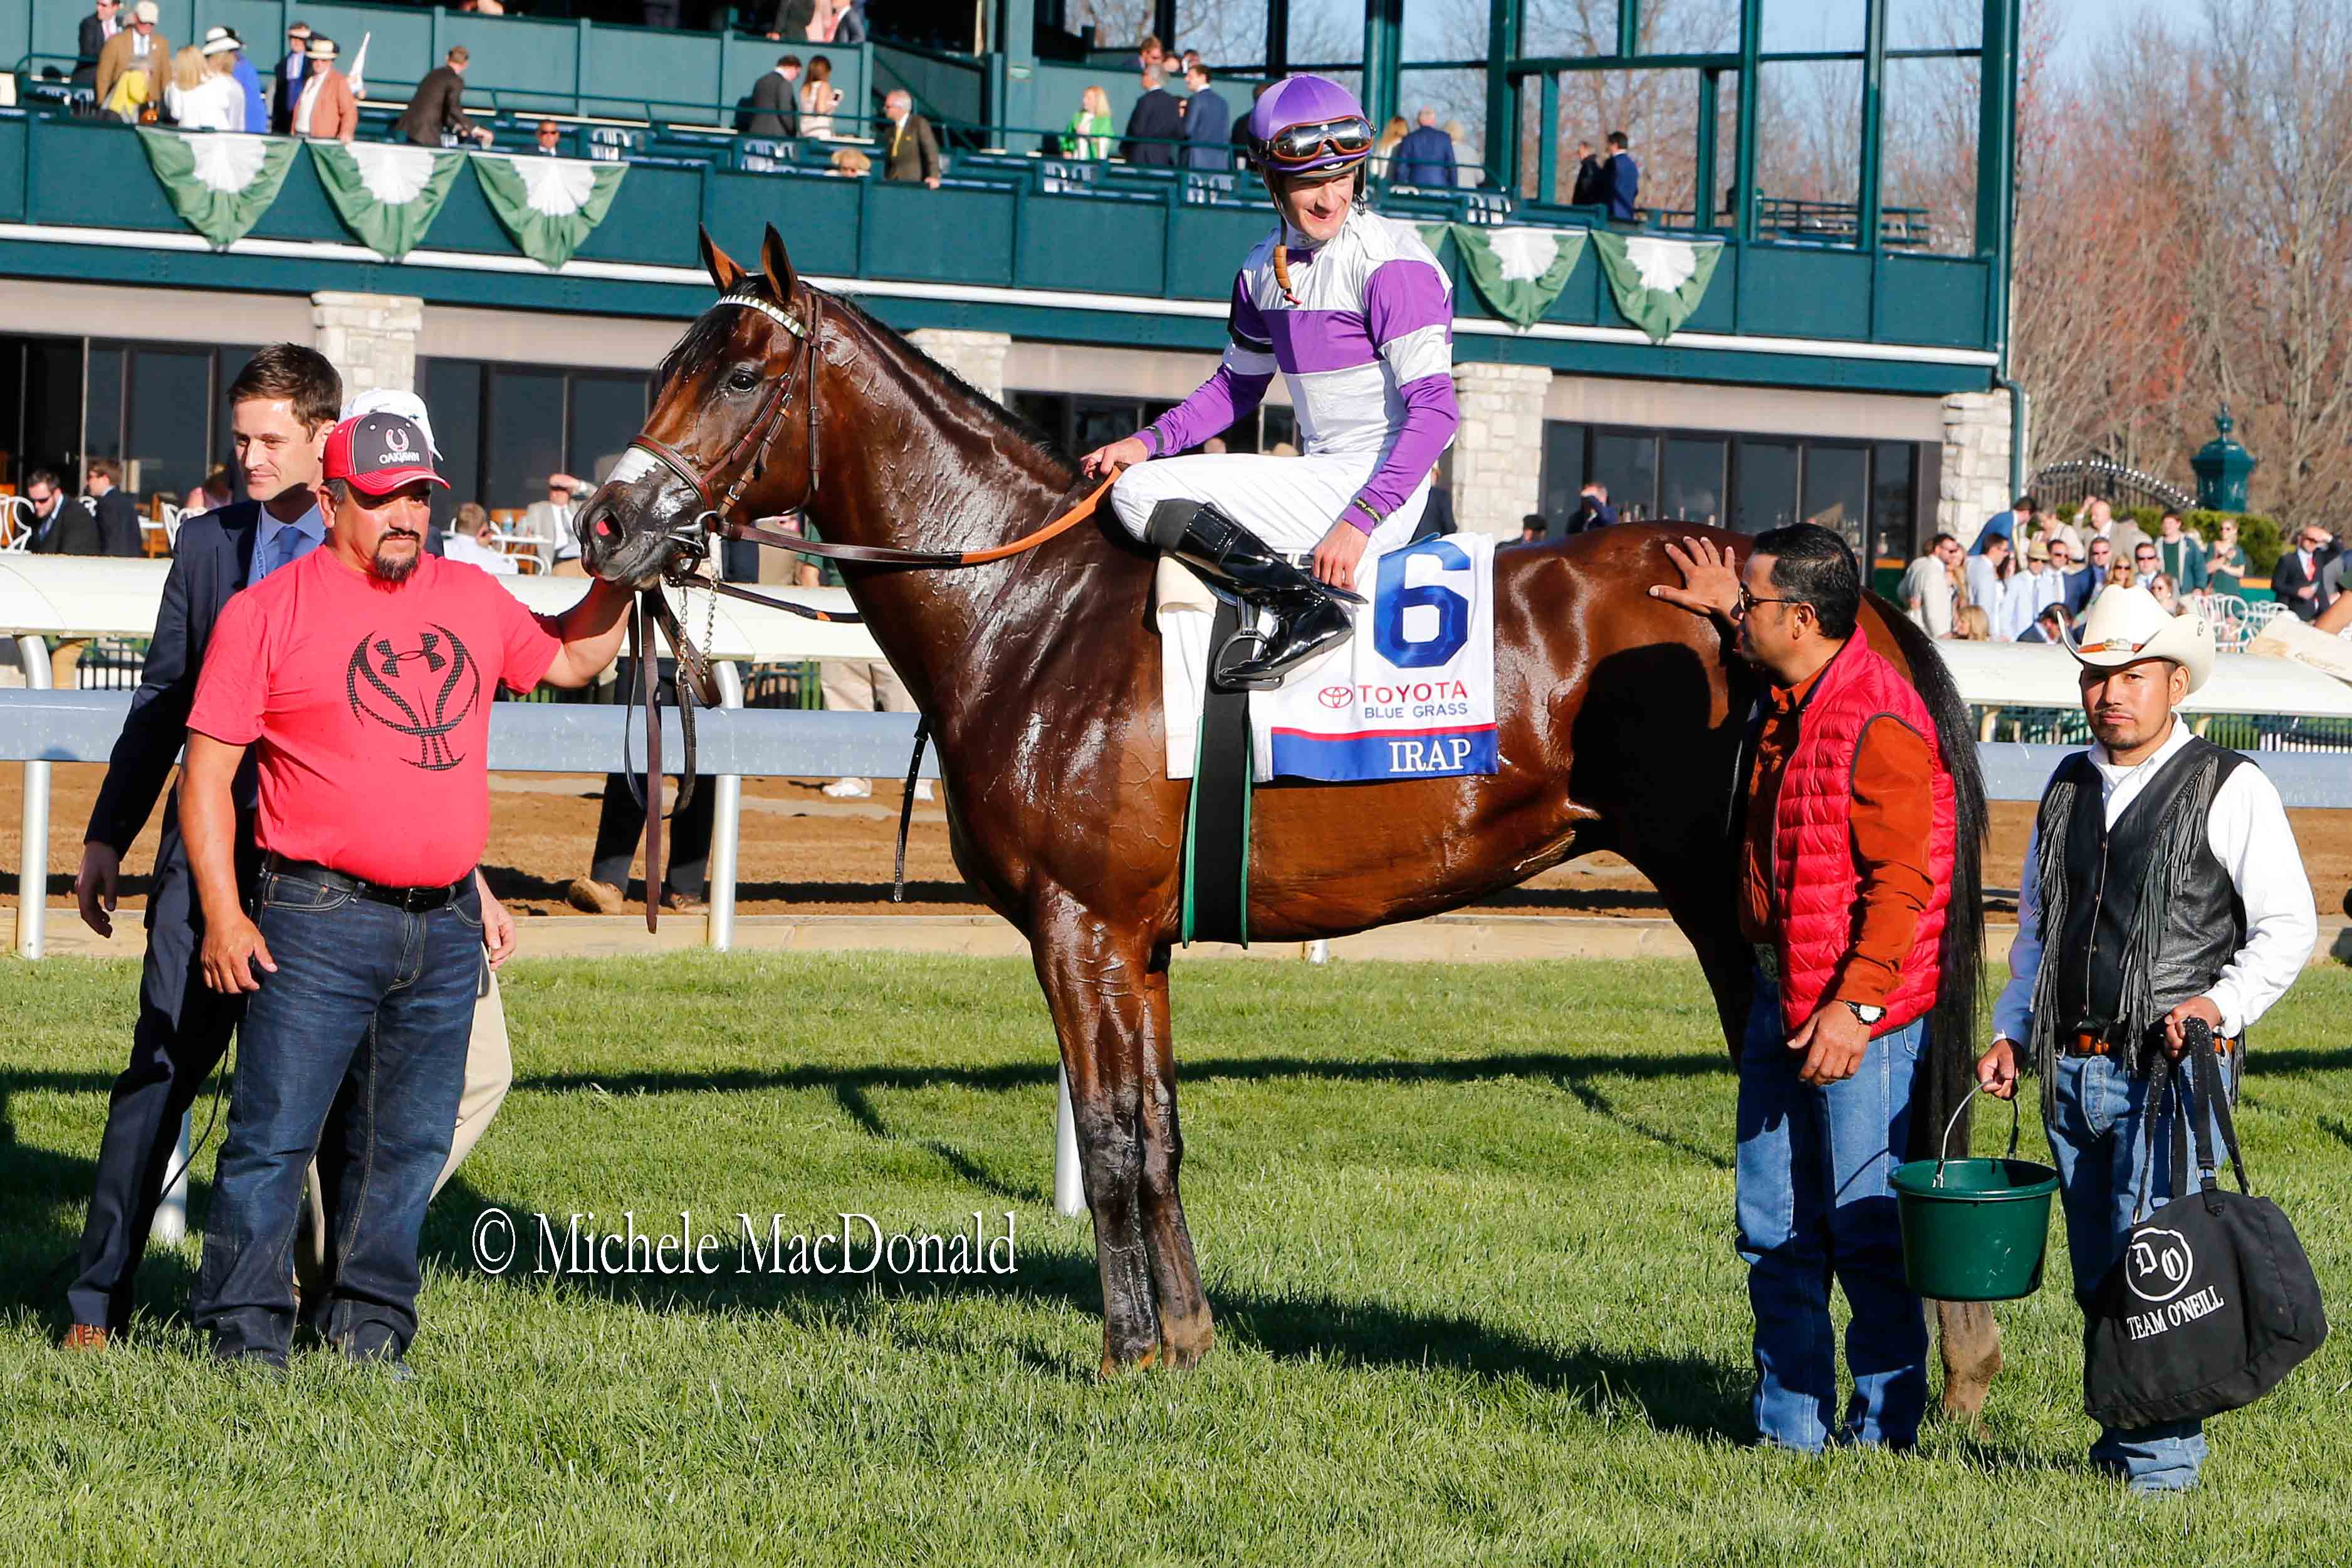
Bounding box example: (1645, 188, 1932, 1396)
(1247, 73, 1375, 183)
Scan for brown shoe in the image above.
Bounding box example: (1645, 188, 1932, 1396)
(61, 1324, 110, 1352)
(659, 889, 708, 915)
(566, 877, 626, 915)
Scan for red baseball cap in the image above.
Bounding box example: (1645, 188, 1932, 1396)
(324, 412, 448, 496)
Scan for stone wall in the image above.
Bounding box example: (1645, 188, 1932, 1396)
(908, 328, 1011, 406)
(1450, 361, 1552, 538)
(310, 291, 424, 400)
(1935, 389, 2020, 546)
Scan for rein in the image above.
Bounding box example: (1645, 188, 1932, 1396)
(615, 281, 1117, 927)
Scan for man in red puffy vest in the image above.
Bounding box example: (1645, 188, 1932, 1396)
(1655, 523, 1957, 1452)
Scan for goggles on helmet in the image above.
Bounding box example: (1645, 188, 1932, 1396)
(1259, 115, 1375, 169)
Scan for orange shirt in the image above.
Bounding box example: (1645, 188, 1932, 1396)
(1738, 657, 1936, 1008)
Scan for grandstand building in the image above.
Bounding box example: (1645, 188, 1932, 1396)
(0, 0, 2021, 563)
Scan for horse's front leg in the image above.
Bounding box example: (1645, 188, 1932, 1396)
(1134, 948, 1213, 1367)
(1032, 899, 1161, 1374)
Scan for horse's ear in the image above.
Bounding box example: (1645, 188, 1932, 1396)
(760, 223, 799, 301)
(699, 226, 746, 294)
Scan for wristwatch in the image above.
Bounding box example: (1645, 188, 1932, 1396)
(1844, 1000, 1886, 1025)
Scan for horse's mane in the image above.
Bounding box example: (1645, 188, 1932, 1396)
(659, 278, 1077, 486)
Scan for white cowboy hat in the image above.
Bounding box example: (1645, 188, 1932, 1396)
(2064, 585, 2214, 693)
(202, 27, 242, 55)
(304, 34, 338, 60)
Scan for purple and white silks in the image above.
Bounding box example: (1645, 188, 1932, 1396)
(1141, 207, 1459, 534)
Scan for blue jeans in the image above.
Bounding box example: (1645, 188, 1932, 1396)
(2048, 1048, 2239, 1492)
(191, 866, 481, 1366)
(1735, 971, 1930, 1451)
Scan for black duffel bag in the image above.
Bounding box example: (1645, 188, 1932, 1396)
(2084, 1021, 2328, 1430)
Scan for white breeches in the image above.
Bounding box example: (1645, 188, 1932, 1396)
(1109, 453, 1429, 585)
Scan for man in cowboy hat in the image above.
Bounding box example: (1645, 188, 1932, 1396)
(286, 31, 355, 142)
(1977, 586, 2316, 1493)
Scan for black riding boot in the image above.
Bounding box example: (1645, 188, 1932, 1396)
(1146, 499, 1364, 689)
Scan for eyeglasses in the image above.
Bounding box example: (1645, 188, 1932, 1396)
(1261, 115, 1375, 168)
(1737, 585, 1802, 617)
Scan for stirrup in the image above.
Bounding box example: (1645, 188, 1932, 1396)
(1212, 626, 1283, 691)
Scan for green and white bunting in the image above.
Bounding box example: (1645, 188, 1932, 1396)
(311, 141, 464, 261)
(135, 128, 299, 250)
(470, 153, 627, 271)
(1589, 231, 1725, 343)
(1423, 224, 1588, 328)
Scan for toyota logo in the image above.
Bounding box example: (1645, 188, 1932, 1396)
(1318, 685, 1352, 710)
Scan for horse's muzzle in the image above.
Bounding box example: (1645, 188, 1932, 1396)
(578, 467, 701, 587)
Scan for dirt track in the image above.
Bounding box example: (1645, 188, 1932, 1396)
(8, 765, 2352, 924)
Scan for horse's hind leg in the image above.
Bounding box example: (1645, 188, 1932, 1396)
(1134, 949, 1213, 1367)
(1033, 909, 1162, 1374)
(1935, 1299, 2002, 1420)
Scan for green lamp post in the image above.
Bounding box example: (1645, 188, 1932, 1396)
(2190, 404, 2255, 513)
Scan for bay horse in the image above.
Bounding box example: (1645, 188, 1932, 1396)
(580, 226, 2003, 1416)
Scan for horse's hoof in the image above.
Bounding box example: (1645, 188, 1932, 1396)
(1160, 1309, 1215, 1369)
(1097, 1342, 1162, 1379)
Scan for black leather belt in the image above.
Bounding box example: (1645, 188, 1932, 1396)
(2068, 1028, 2236, 1058)
(264, 854, 468, 913)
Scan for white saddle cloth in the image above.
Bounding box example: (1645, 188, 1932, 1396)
(1155, 533, 1498, 783)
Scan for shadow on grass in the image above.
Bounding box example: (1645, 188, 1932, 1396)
(421, 1173, 1748, 1438)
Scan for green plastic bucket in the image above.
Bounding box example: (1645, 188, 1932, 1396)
(1890, 1097, 2060, 1302)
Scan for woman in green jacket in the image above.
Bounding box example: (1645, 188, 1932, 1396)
(1064, 85, 1113, 159)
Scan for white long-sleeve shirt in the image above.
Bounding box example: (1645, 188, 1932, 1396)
(1998, 565, 2064, 641)
(1993, 718, 2318, 1044)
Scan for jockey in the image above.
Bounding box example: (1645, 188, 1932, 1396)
(1080, 73, 1460, 688)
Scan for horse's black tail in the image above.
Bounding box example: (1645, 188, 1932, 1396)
(1868, 592, 1988, 1163)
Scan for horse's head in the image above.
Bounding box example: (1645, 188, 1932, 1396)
(577, 225, 822, 585)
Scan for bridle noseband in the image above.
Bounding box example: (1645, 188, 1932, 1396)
(627, 286, 823, 560)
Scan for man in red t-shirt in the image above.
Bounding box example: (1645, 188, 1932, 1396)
(182, 410, 629, 1372)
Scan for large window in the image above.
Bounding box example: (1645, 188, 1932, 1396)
(1540, 420, 1931, 558)
(422, 357, 651, 525)
(1007, 392, 1198, 456)
(0, 335, 85, 490)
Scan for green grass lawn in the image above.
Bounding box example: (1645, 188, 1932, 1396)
(3, 954, 2349, 1565)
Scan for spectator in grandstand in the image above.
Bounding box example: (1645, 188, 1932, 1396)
(1900, 532, 1960, 637)
(534, 118, 563, 154)
(830, 1, 867, 44)
(2151, 509, 2207, 591)
(1952, 603, 1992, 640)
(522, 473, 581, 564)
(1999, 536, 2062, 640)
(2274, 523, 2335, 622)
(1180, 63, 1231, 172)
(1134, 33, 1165, 76)
(1122, 64, 1183, 168)
(1974, 492, 2036, 554)
(1394, 108, 1456, 188)
(1064, 84, 1115, 159)
(829, 146, 871, 177)
(397, 46, 496, 149)
(2104, 561, 2135, 597)
(1600, 130, 1639, 221)
(1569, 481, 1618, 534)
(1370, 116, 1408, 180)
(441, 502, 515, 574)
(799, 55, 843, 138)
(2017, 601, 2071, 645)
(2130, 540, 2163, 590)
(1964, 529, 2010, 613)
(287, 34, 355, 142)
(96, 1, 169, 122)
(81, 460, 144, 557)
(2065, 534, 2113, 617)
(207, 28, 265, 133)
(1445, 120, 1478, 186)
(75, 0, 120, 91)
(882, 90, 942, 187)
(2078, 495, 2148, 565)
(2149, 572, 2180, 613)
(2207, 516, 2248, 599)
(167, 42, 244, 130)
(745, 55, 802, 139)
(1570, 139, 1605, 204)
(271, 21, 311, 135)
(23, 470, 95, 555)
(1519, 514, 1549, 544)
(184, 466, 235, 517)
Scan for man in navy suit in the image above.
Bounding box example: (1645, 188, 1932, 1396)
(271, 20, 311, 135)
(2273, 523, 2338, 623)
(1179, 61, 1231, 172)
(1601, 130, 1639, 220)
(61, 348, 518, 1349)
(1121, 64, 1183, 168)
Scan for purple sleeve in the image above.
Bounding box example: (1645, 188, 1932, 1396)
(1349, 259, 1459, 528)
(1138, 274, 1275, 456)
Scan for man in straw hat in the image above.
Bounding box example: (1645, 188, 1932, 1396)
(1977, 586, 2316, 1492)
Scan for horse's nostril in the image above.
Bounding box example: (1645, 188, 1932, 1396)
(595, 517, 613, 536)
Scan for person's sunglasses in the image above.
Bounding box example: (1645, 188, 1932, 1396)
(1737, 585, 1801, 617)
(1262, 115, 1375, 167)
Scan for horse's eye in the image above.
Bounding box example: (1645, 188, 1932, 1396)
(726, 368, 761, 393)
